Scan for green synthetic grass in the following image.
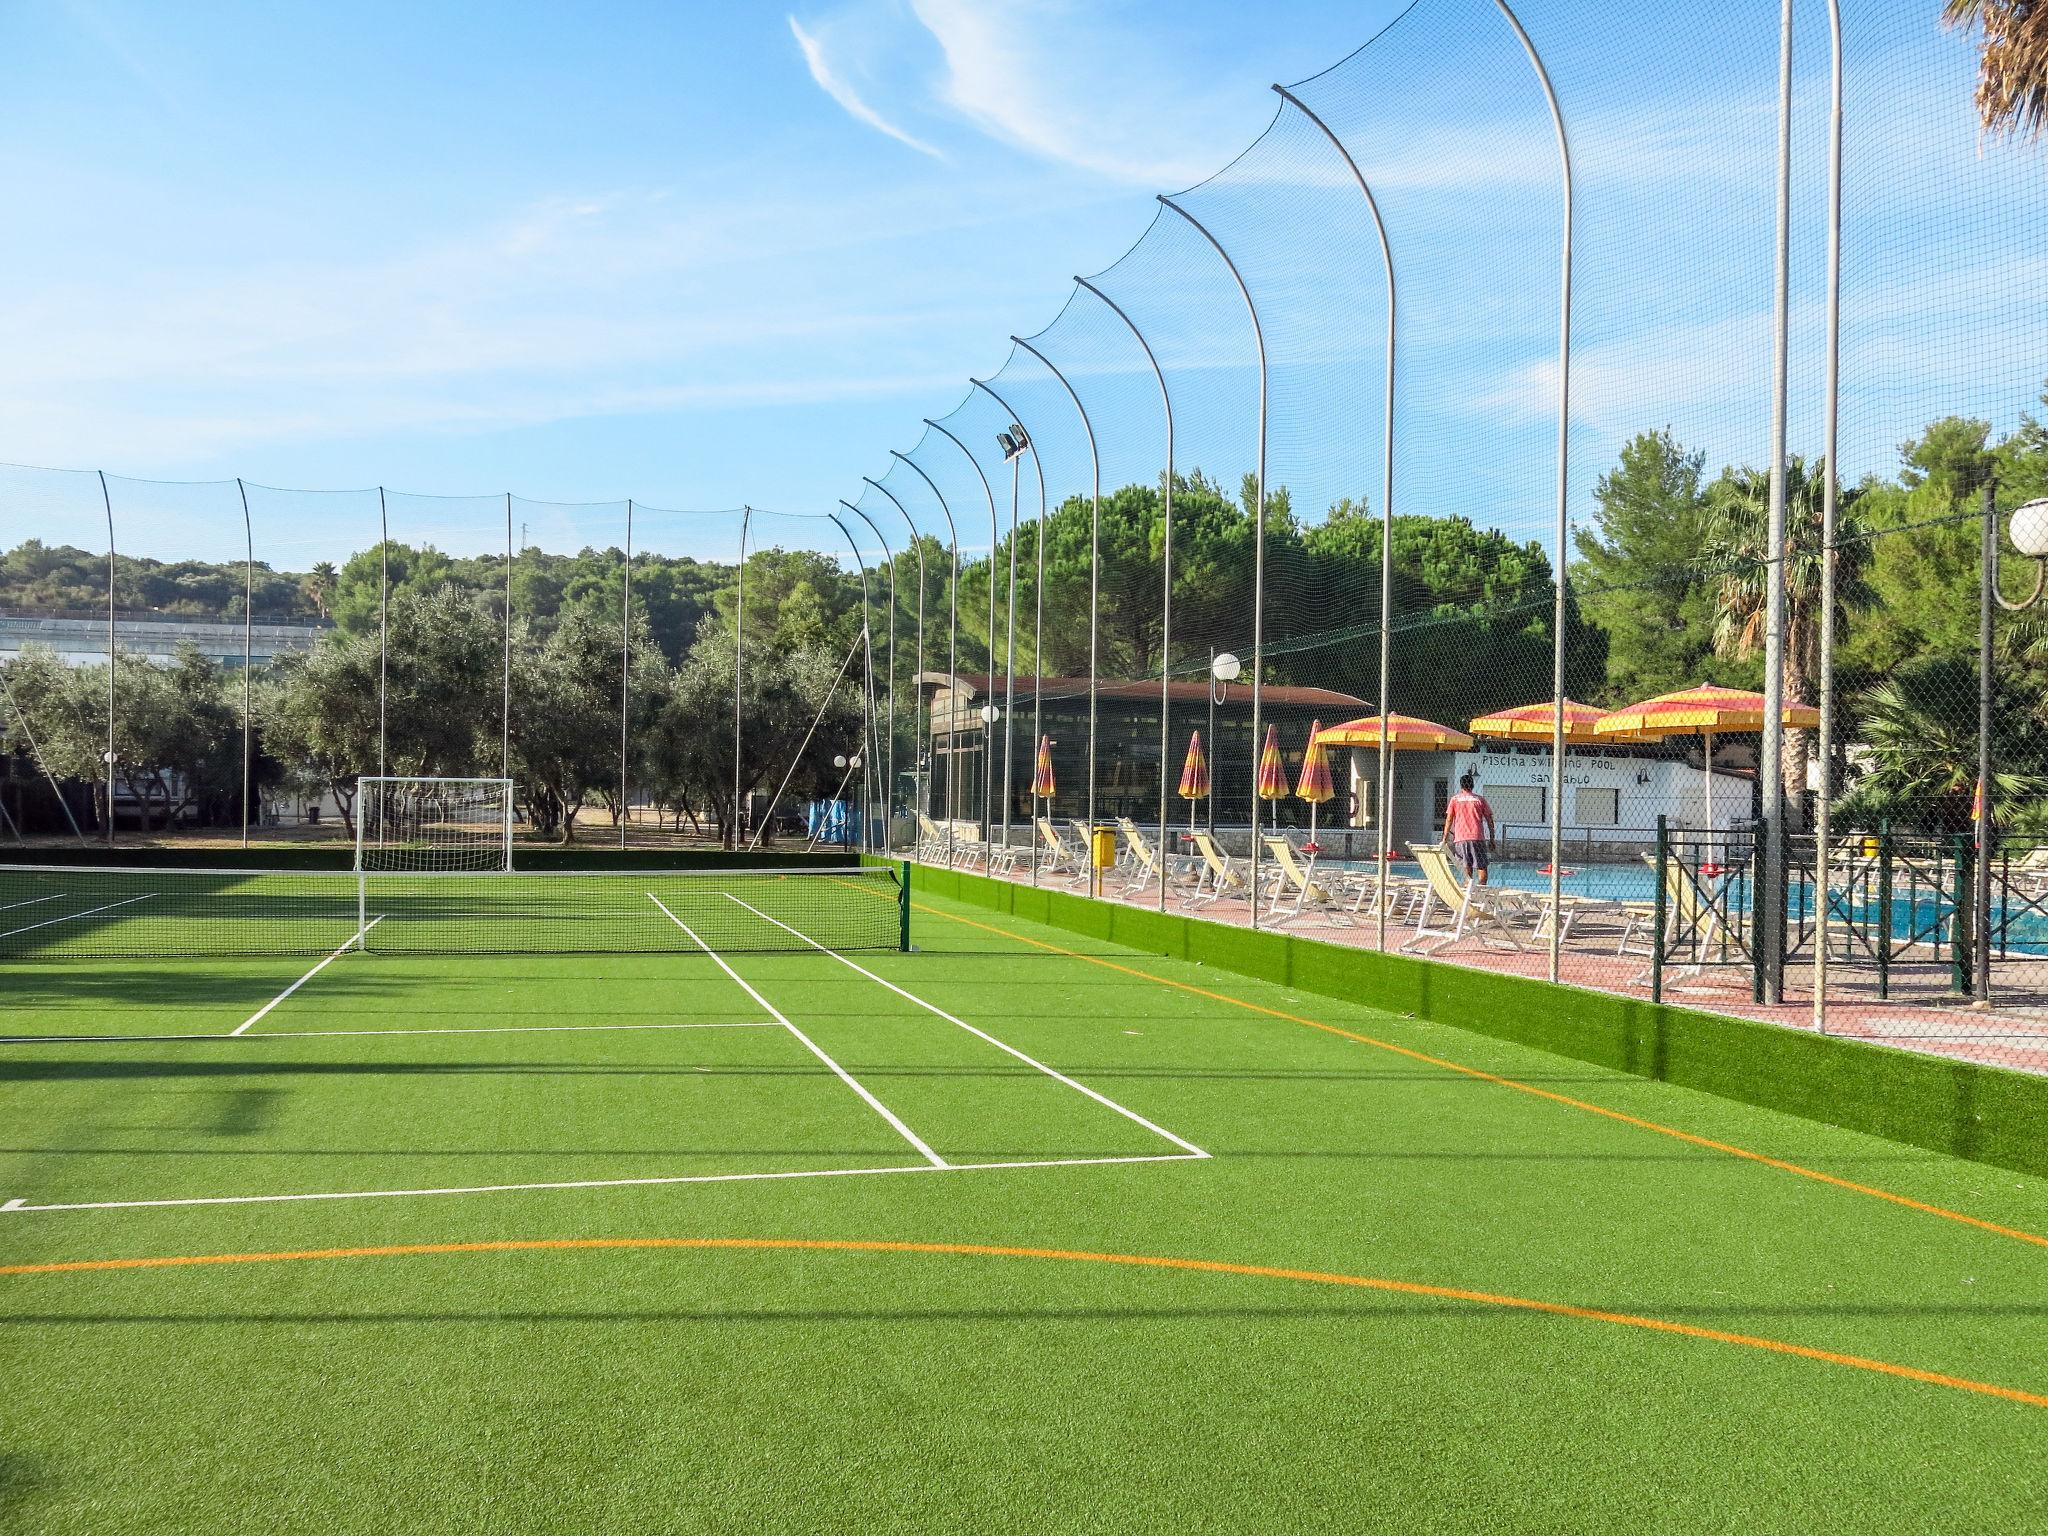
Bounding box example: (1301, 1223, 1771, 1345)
(6, 887, 2048, 1533)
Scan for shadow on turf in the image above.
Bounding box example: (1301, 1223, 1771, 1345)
(8, 1300, 2045, 1326)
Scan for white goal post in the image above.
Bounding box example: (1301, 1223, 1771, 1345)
(355, 777, 514, 875)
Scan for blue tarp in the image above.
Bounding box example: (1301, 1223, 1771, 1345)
(804, 799, 863, 846)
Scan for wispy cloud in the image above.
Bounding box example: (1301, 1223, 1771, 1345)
(789, 15, 945, 159)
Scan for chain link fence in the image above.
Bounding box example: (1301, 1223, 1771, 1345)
(5, 0, 2047, 1073)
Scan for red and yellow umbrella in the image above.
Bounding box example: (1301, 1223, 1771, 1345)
(1467, 698, 1609, 746)
(1256, 724, 1288, 802)
(1593, 684, 1820, 835)
(1177, 730, 1209, 836)
(1295, 719, 1334, 840)
(1314, 713, 1473, 857)
(1030, 734, 1056, 799)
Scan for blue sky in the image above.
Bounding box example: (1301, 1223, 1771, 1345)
(1, 1, 2042, 575)
(0, 2, 1402, 516)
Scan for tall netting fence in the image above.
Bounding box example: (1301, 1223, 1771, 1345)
(7, 0, 2048, 1073)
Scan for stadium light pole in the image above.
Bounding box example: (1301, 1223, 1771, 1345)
(1157, 194, 1267, 928)
(237, 478, 253, 848)
(1813, 0, 1844, 1031)
(864, 475, 927, 835)
(98, 469, 115, 846)
(841, 499, 899, 847)
(892, 448, 963, 865)
(969, 375, 1038, 862)
(1075, 273, 1175, 913)
(1490, 0, 1573, 984)
(1011, 332, 1102, 868)
(1272, 83, 1398, 951)
(925, 415, 1001, 849)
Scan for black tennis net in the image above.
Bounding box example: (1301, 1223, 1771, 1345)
(0, 865, 907, 960)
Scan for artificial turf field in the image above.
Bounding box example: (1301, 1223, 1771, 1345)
(5, 881, 2048, 1533)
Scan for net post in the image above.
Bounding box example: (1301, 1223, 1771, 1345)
(1652, 815, 1667, 1005)
(357, 870, 368, 952)
(899, 860, 911, 951)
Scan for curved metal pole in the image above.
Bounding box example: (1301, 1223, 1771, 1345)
(98, 469, 115, 844)
(502, 491, 513, 781)
(1028, 422, 1047, 882)
(969, 375, 1040, 864)
(734, 506, 751, 850)
(1759, 0, 1796, 1004)
(1076, 273, 1176, 912)
(830, 512, 885, 853)
(377, 488, 389, 780)
(237, 478, 254, 847)
(1273, 85, 1398, 947)
(891, 450, 962, 865)
(925, 415, 1001, 849)
(1492, 0, 1573, 983)
(1157, 195, 1267, 926)
(1011, 332, 1103, 885)
(865, 475, 927, 835)
(842, 500, 898, 848)
(620, 497, 634, 851)
(1814, 0, 1844, 1030)
(0, 663, 86, 842)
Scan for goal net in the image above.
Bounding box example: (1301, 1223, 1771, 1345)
(356, 777, 513, 874)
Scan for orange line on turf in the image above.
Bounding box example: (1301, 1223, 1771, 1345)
(2, 1236, 2041, 1409)
(913, 900, 2048, 1251)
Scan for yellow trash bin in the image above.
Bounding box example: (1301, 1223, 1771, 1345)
(1090, 826, 1117, 870)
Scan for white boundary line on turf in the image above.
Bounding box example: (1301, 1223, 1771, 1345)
(648, 894, 948, 1169)
(0, 1150, 1204, 1214)
(230, 917, 384, 1036)
(0, 1021, 784, 1046)
(0, 892, 154, 940)
(724, 894, 1210, 1160)
(0, 893, 64, 914)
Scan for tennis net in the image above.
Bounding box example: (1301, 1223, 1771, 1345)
(0, 864, 907, 960)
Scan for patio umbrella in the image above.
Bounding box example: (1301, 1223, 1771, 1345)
(1030, 734, 1055, 800)
(1256, 724, 1288, 804)
(1177, 730, 1210, 838)
(1592, 684, 1820, 840)
(1314, 713, 1475, 856)
(1295, 719, 1334, 840)
(1467, 698, 1609, 746)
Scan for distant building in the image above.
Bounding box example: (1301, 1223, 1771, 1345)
(0, 611, 329, 670)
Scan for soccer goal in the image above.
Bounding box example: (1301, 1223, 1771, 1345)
(355, 777, 514, 875)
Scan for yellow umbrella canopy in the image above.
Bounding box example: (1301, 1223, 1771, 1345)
(1468, 698, 1609, 745)
(1592, 684, 1820, 836)
(1315, 714, 1472, 856)
(1255, 724, 1289, 801)
(1315, 713, 1475, 751)
(1295, 721, 1335, 804)
(1030, 734, 1056, 799)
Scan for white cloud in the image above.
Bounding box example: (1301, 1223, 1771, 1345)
(788, 14, 945, 160)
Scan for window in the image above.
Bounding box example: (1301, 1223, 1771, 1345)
(1488, 785, 1544, 832)
(1575, 787, 1621, 827)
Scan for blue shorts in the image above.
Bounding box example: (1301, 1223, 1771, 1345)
(1453, 838, 1488, 876)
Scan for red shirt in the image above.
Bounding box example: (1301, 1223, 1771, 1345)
(1445, 790, 1491, 843)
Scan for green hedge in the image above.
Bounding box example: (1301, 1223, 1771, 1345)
(891, 859, 2048, 1179)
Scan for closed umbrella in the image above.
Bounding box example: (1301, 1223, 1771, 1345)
(1030, 734, 1056, 801)
(1177, 730, 1210, 839)
(1295, 719, 1334, 841)
(1256, 724, 1288, 804)
(1593, 684, 1820, 842)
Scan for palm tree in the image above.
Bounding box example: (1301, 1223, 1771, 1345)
(1946, 0, 2048, 138)
(302, 561, 338, 621)
(1842, 654, 2048, 830)
(1702, 456, 1873, 823)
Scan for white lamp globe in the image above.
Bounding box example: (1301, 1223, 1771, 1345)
(1211, 652, 1243, 682)
(2011, 499, 2048, 560)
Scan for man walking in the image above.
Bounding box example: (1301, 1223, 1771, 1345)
(1444, 772, 1496, 886)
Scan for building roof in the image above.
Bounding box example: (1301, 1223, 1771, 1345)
(922, 672, 1369, 711)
